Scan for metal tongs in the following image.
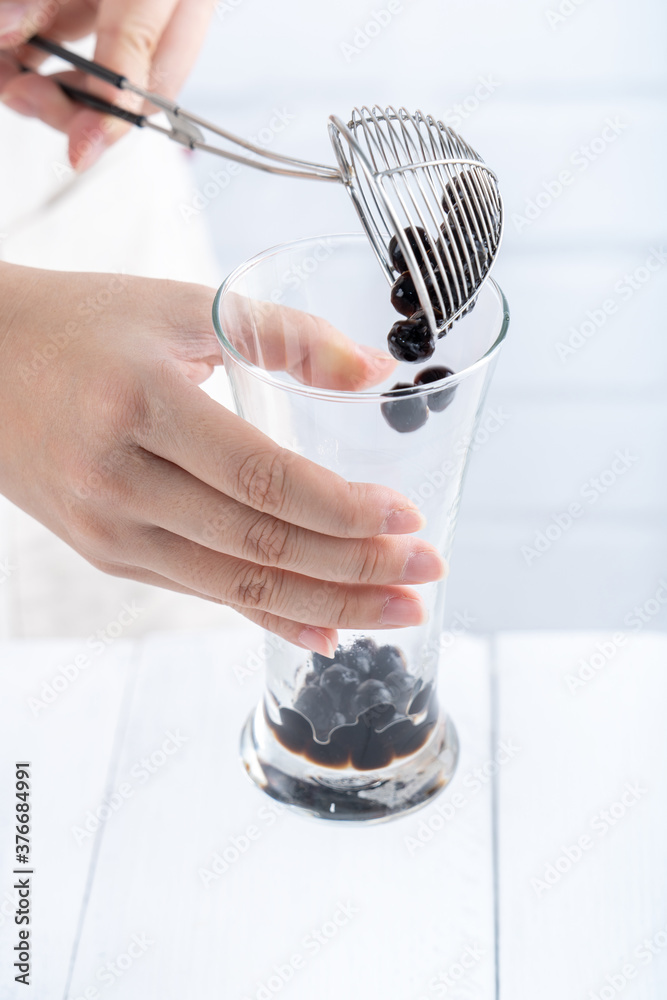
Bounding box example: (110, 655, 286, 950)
(28, 35, 339, 181)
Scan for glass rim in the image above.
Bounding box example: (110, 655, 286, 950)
(212, 233, 510, 402)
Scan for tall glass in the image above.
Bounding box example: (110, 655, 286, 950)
(213, 234, 509, 823)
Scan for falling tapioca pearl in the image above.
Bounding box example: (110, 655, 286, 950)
(414, 365, 457, 413)
(387, 312, 435, 363)
(381, 383, 429, 434)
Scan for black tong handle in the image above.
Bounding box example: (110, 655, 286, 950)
(28, 34, 127, 89)
(57, 81, 146, 126)
(27, 36, 147, 127)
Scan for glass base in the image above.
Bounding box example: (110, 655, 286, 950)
(240, 703, 459, 824)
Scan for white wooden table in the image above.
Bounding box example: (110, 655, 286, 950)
(0, 629, 665, 999)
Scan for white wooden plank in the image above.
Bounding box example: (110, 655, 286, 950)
(68, 629, 497, 1000)
(496, 631, 667, 999)
(0, 639, 133, 999)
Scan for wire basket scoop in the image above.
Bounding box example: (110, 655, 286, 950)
(25, 40, 502, 335)
(329, 106, 503, 335)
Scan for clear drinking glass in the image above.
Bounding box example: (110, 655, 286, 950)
(213, 234, 509, 823)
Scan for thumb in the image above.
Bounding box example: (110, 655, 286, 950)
(220, 293, 397, 392)
(68, 0, 179, 170)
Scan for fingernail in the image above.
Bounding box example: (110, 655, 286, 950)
(401, 549, 447, 584)
(0, 92, 36, 116)
(298, 627, 336, 659)
(71, 133, 107, 172)
(382, 508, 426, 534)
(358, 344, 393, 361)
(0, 3, 26, 41)
(381, 596, 427, 626)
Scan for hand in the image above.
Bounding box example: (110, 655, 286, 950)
(0, 0, 216, 169)
(0, 264, 446, 654)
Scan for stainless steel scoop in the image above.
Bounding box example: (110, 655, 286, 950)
(28, 36, 503, 332)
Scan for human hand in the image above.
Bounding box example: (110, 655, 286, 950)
(0, 0, 215, 169)
(0, 264, 446, 654)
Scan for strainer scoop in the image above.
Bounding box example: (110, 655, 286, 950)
(329, 106, 503, 335)
(27, 38, 503, 330)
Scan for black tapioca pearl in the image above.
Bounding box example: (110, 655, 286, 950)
(381, 382, 429, 434)
(414, 365, 456, 412)
(388, 226, 432, 274)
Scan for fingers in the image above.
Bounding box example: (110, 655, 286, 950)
(0, 49, 17, 87)
(0, 0, 98, 131)
(62, 0, 180, 168)
(132, 526, 428, 630)
(223, 606, 339, 659)
(145, 0, 216, 98)
(0, 1, 214, 168)
(222, 292, 396, 391)
(94, 558, 339, 655)
(0, 0, 96, 48)
(0, 67, 82, 130)
(0, 1, 58, 47)
(128, 454, 446, 585)
(144, 375, 425, 539)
